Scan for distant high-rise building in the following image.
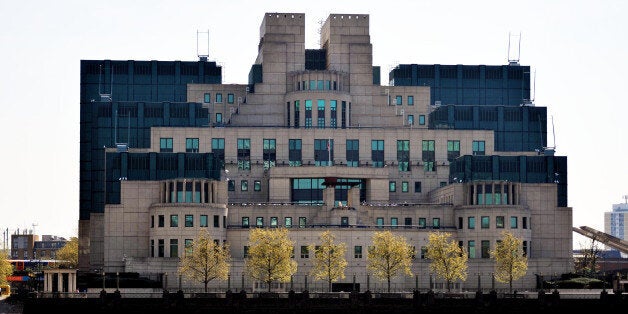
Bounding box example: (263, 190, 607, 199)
(78, 12, 572, 291)
(605, 196, 628, 255)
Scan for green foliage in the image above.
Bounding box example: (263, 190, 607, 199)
(490, 231, 528, 293)
(0, 249, 13, 286)
(309, 231, 348, 292)
(178, 229, 231, 292)
(426, 232, 468, 292)
(245, 228, 297, 292)
(367, 231, 413, 292)
(56, 237, 79, 269)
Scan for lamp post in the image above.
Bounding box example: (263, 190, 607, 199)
(102, 271, 106, 291)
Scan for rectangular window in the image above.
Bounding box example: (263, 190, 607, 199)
(185, 215, 193, 227)
(422, 140, 435, 172)
(285, 217, 292, 228)
(472, 140, 486, 156)
(458, 217, 463, 229)
(407, 95, 414, 106)
(256, 217, 263, 227)
(496, 216, 505, 228)
(185, 239, 193, 256)
(418, 218, 426, 229)
(404, 217, 412, 228)
(186, 138, 199, 153)
(314, 139, 333, 166)
(432, 218, 440, 229)
(227, 93, 234, 104)
(151, 215, 154, 228)
(346, 139, 359, 167)
(354, 246, 363, 258)
(223, 216, 226, 229)
(420, 247, 427, 259)
(213, 215, 220, 228)
(263, 138, 276, 169)
(170, 239, 178, 258)
(376, 217, 384, 228)
(243, 246, 249, 258)
(254, 180, 261, 191)
(294, 100, 300, 128)
(160, 138, 173, 152)
(419, 115, 425, 125)
(397, 140, 410, 171)
(481, 216, 490, 229)
(242, 217, 249, 228)
(158, 239, 165, 257)
(289, 139, 302, 166)
(170, 215, 178, 227)
(215, 93, 223, 103)
(158, 215, 165, 227)
(317, 99, 325, 128)
(395, 95, 402, 105)
(468, 216, 476, 229)
(341, 216, 349, 227)
(522, 217, 528, 229)
(330, 100, 337, 128)
(408, 114, 414, 126)
(389, 181, 396, 192)
(414, 181, 422, 193)
(391, 217, 398, 228)
(203, 93, 211, 103)
(401, 181, 409, 192)
(216, 113, 222, 124)
(299, 217, 307, 228)
(468, 240, 476, 258)
(371, 140, 384, 168)
(241, 180, 248, 191)
(228, 180, 235, 191)
(200, 215, 208, 227)
(522, 241, 528, 257)
(305, 100, 313, 128)
(301, 246, 309, 258)
(211, 138, 225, 169)
(237, 138, 251, 170)
(150, 240, 154, 257)
(447, 140, 460, 162)
(481, 240, 490, 258)
(510, 216, 518, 228)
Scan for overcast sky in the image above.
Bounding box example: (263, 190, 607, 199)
(1, 0, 626, 248)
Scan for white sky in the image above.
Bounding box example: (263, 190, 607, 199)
(1, 0, 626, 249)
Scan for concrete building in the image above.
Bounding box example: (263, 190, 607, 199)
(605, 196, 628, 257)
(78, 12, 572, 292)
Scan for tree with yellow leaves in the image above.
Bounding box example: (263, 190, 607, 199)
(309, 230, 347, 292)
(367, 230, 413, 293)
(56, 237, 79, 269)
(0, 249, 13, 286)
(426, 231, 468, 292)
(245, 228, 297, 292)
(178, 229, 231, 292)
(490, 231, 528, 293)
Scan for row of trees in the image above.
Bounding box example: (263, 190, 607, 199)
(178, 229, 528, 293)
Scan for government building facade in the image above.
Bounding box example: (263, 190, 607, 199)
(78, 12, 572, 292)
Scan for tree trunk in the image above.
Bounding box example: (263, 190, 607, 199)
(387, 277, 391, 293)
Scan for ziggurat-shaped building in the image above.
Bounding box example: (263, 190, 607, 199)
(79, 12, 572, 292)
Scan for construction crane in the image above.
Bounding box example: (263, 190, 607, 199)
(572, 225, 628, 255)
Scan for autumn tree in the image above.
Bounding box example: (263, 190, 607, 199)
(367, 230, 413, 293)
(574, 237, 601, 277)
(56, 237, 79, 269)
(309, 230, 347, 292)
(0, 249, 13, 286)
(245, 228, 297, 292)
(426, 231, 468, 292)
(178, 229, 231, 292)
(490, 231, 528, 293)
